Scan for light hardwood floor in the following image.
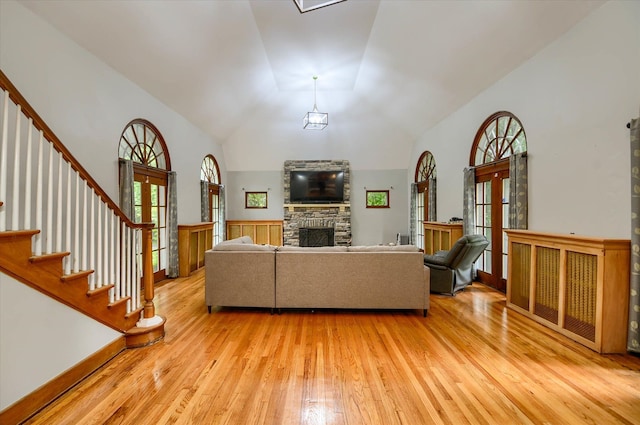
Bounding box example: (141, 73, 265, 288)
(25, 270, 640, 424)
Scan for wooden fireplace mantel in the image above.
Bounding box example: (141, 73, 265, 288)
(284, 203, 350, 212)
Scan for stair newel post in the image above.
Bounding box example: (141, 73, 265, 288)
(139, 222, 158, 322)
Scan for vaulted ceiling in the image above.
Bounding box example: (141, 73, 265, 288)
(20, 0, 604, 170)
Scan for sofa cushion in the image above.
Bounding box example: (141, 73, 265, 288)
(215, 236, 254, 246)
(277, 245, 348, 252)
(348, 245, 420, 252)
(213, 243, 276, 251)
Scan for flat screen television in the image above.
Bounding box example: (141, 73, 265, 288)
(289, 170, 345, 203)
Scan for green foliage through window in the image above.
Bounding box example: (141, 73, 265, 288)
(245, 192, 268, 209)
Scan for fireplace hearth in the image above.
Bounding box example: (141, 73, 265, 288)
(299, 227, 335, 247)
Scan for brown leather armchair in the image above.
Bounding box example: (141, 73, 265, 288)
(423, 234, 489, 295)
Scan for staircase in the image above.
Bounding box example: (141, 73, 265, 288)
(0, 70, 164, 345)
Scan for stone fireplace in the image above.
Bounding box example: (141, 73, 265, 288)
(283, 160, 351, 246)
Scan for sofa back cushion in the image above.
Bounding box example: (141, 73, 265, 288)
(212, 243, 276, 251)
(348, 245, 420, 252)
(277, 246, 348, 252)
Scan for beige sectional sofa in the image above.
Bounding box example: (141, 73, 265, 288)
(204, 237, 430, 316)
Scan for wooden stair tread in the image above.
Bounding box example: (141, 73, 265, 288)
(0, 229, 40, 239)
(61, 270, 94, 282)
(30, 252, 70, 263)
(87, 284, 115, 297)
(108, 296, 131, 309)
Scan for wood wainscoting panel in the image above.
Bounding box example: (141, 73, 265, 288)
(225, 220, 283, 246)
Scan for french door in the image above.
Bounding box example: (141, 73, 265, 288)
(474, 161, 509, 292)
(133, 166, 167, 283)
(208, 183, 222, 246)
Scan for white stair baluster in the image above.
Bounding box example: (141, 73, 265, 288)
(89, 189, 95, 290)
(45, 144, 53, 254)
(96, 196, 102, 288)
(110, 213, 116, 300)
(55, 153, 62, 253)
(11, 105, 21, 230)
(64, 162, 71, 275)
(0, 90, 9, 231)
(34, 132, 44, 256)
(82, 183, 87, 272)
(115, 219, 121, 301)
(24, 121, 33, 230)
(103, 204, 109, 287)
(73, 172, 80, 272)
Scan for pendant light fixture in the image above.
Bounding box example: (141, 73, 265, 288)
(303, 76, 328, 130)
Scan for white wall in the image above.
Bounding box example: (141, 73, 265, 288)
(225, 171, 284, 220)
(0, 272, 121, 410)
(0, 0, 226, 224)
(410, 0, 640, 239)
(351, 170, 409, 246)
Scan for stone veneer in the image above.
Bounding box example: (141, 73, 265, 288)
(283, 160, 351, 246)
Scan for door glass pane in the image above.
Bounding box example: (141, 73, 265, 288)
(159, 248, 166, 271)
(151, 184, 159, 207)
(152, 228, 159, 250)
(151, 207, 158, 227)
(152, 250, 159, 272)
(484, 181, 491, 203)
(159, 185, 166, 207)
(502, 253, 509, 280)
(134, 206, 142, 223)
(484, 250, 492, 273)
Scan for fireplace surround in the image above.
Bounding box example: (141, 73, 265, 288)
(283, 160, 351, 246)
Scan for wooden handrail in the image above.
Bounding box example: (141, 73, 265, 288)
(0, 69, 142, 229)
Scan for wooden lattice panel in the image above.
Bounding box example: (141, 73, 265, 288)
(564, 251, 597, 342)
(510, 242, 531, 310)
(534, 246, 560, 324)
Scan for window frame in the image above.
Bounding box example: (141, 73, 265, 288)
(366, 190, 390, 209)
(245, 191, 268, 209)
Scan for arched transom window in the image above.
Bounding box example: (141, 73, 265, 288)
(415, 151, 436, 183)
(200, 154, 220, 184)
(119, 119, 170, 170)
(471, 111, 527, 166)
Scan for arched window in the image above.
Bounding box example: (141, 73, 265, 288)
(118, 119, 172, 282)
(413, 151, 437, 250)
(200, 155, 223, 246)
(469, 111, 527, 292)
(470, 111, 527, 166)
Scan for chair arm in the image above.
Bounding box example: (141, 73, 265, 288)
(423, 263, 449, 271)
(423, 254, 450, 268)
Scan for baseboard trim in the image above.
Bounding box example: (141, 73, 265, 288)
(0, 337, 126, 425)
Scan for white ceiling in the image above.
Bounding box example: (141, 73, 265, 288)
(19, 0, 604, 170)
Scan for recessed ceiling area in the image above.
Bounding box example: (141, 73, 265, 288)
(18, 0, 604, 170)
